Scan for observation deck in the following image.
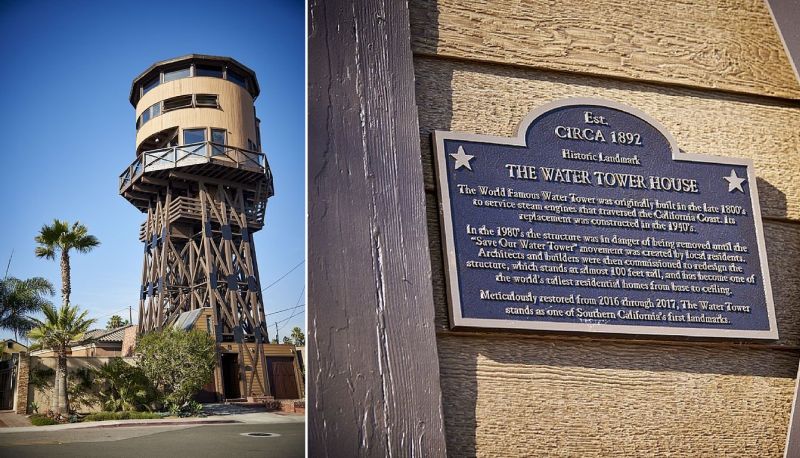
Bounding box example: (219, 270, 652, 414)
(119, 141, 274, 234)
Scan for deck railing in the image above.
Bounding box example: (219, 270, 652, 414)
(119, 142, 271, 191)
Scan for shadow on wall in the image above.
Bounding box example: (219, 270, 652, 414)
(27, 357, 137, 414)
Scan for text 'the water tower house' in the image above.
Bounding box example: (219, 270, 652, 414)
(119, 55, 302, 401)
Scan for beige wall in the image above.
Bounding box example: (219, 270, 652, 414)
(135, 77, 258, 152)
(410, 0, 800, 456)
(70, 344, 123, 357)
(28, 356, 136, 413)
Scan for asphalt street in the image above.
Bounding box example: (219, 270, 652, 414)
(0, 422, 304, 458)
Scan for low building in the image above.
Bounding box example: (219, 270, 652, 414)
(30, 325, 134, 358)
(172, 308, 304, 401)
(1, 339, 27, 360)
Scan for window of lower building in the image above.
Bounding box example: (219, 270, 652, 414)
(183, 128, 206, 145)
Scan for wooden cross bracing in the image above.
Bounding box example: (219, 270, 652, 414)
(137, 182, 271, 399)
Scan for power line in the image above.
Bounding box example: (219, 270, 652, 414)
(91, 307, 132, 323)
(266, 304, 306, 316)
(276, 285, 305, 334)
(274, 310, 305, 329)
(261, 260, 304, 292)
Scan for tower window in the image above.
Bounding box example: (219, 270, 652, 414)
(142, 75, 159, 95)
(138, 94, 221, 130)
(163, 67, 191, 83)
(196, 65, 223, 78)
(195, 94, 219, 108)
(227, 70, 247, 88)
(183, 128, 206, 145)
(211, 129, 226, 156)
(163, 95, 193, 111)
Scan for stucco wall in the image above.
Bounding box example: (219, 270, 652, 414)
(28, 356, 136, 414)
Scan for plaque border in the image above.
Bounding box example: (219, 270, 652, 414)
(433, 97, 778, 340)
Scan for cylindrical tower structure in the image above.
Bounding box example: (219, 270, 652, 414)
(120, 55, 277, 401)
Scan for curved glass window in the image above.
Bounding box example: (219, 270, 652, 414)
(163, 67, 190, 83)
(226, 70, 246, 89)
(142, 75, 159, 95)
(196, 65, 223, 78)
(137, 94, 219, 130)
(137, 63, 254, 99)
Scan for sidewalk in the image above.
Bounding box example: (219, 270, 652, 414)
(0, 411, 32, 428)
(0, 410, 303, 433)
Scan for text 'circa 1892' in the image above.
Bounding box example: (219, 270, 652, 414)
(434, 98, 777, 339)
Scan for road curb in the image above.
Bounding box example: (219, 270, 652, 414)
(92, 419, 240, 428)
(0, 418, 241, 433)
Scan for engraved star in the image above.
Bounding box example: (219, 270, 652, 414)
(450, 146, 475, 171)
(723, 169, 746, 193)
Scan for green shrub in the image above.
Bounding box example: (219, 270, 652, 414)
(136, 329, 216, 409)
(82, 411, 163, 422)
(30, 415, 59, 426)
(94, 358, 158, 412)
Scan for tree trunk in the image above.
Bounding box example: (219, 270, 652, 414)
(51, 360, 60, 414)
(57, 350, 69, 415)
(60, 251, 71, 306)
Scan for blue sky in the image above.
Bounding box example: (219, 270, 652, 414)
(0, 0, 305, 342)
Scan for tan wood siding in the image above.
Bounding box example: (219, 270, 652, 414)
(409, 0, 800, 99)
(135, 78, 258, 152)
(411, 0, 800, 454)
(437, 334, 796, 457)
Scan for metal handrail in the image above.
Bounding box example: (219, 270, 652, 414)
(119, 141, 270, 190)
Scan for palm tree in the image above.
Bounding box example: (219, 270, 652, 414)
(28, 303, 96, 416)
(34, 220, 100, 307)
(106, 314, 129, 329)
(0, 277, 54, 340)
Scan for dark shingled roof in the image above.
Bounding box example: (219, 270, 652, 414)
(78, 325, 135, 344)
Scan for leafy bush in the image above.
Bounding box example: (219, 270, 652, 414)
(82, 411, 164, 422)
(93, 358, 158, 412)
(177, 400, 204, 417)
(29, 366, 54, 393)
(67, 367, 97, 412)
(136, 329, 216, 411)
(30, 415, 59, 426)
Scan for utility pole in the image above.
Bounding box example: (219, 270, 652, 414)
(129, 305, 132, 325)
(275, 323, 280, 344)
(4, 249, 13, 279)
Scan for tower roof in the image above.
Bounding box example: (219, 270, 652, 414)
(129, 54, 260, 106)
